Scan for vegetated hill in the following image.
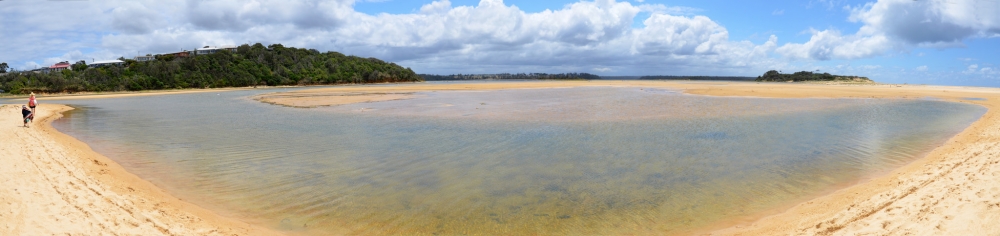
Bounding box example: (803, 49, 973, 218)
(420, 73, 601, 81)
(755, 70, 874, 83)
(0, 43, 422, 94)
(637, 75, 756, 81)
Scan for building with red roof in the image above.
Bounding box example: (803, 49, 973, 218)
(44, 61, 71, 73)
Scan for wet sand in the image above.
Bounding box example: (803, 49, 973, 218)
(0, 104, 279, 235)
(3, 80, 999, 235)
(261, 80, 1000, 235)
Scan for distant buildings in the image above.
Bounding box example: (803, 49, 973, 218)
(194, 45, 237, 55)
(45, 61, 71, 73)
(89, 60, 124, 68)
(135, 55, 156, 62)
(132, 45, 238, 61)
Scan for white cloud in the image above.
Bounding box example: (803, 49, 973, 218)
(0, 0, 787, 75)
(777, 0, 1000, 61)
(916, 65, 928, 71)
(775, 29, 892, 60)
(966, 64, 979, 73)
(772, 9, 784, 15)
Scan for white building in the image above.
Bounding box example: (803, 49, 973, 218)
(195, 45, 238, 55)
(134, 55, 156, 62)
(89, 60, 125, 68)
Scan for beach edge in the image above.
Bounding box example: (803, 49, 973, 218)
(0, 104, 282, 235)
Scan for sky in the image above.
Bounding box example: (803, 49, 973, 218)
(1, 0, 999, 86)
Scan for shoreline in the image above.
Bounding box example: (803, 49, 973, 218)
(4, 80, 999, 235)
(0, 104, 280, 235)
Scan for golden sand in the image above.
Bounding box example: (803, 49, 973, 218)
(3, 81, 1000, 235)
(0, 104, 279, 235)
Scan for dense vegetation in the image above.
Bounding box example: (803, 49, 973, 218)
(0, 43, 422, 94)
(420, 73, 601, 81)
(637, 75, 755, 81)
(755, 70, 873, 83)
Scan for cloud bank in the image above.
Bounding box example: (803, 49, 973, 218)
(0, 0, 780, 75)
(777, 0, 1000, 60)
(0, 0, 996, 78)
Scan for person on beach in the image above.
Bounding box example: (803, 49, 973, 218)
(21, 105, 33, 127)
(28, 92, 37, 123)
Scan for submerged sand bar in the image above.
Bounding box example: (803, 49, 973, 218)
(3, 80, 1000, 235)
(258, 80, 1000, 235)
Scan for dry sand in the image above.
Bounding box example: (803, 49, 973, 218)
(263, 80, 1000, 235)
(0, 104, 280, 235)
(4, 80, 999, 235)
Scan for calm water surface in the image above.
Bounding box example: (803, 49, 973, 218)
(51, 84, 985, 235)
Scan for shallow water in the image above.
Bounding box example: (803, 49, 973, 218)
(52, 84, 985, 235)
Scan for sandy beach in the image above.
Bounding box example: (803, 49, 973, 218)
(4, 80, 1000, 235)
(0, 104, 279, 235)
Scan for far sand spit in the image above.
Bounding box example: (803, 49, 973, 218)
(2, 80, 999, 235)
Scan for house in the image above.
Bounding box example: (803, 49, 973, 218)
(221, 45, 238, 53)
(45, 61, 71, 73)
(89, 60, 125, 68)
(134, 55, 155, 62)
(195, 46, 221, 55)
(159, 51, 191, 58)
(195, 45, 238, 55)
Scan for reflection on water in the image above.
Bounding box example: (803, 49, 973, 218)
(52, 85, 985, 235)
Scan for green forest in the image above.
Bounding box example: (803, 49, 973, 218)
(0, 43, 422, 94)
(755, 70, 874, 82)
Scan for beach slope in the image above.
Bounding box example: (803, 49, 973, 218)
(0, 104, 278, 236)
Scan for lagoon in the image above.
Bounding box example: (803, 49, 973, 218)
(51, 83, 985, 235)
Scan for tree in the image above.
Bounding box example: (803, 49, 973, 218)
(72, 60, 88, 72)
(0, 62, 8, 73)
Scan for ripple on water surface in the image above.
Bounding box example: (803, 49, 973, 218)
(52, 86, 986, 235)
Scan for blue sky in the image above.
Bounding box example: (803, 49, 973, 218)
(1, 0, 998, 86)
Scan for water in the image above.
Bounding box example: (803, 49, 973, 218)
(51, 84, 985, 235)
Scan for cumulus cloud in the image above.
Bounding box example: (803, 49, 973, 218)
(775, 29, 891, 60)
(111, 3, 167, 34)
(916, 65, 928, 71)
(1, 0, 782, 75)
(777, 0, 1000, 60)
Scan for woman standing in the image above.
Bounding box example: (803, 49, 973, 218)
(28, 92, 37, 123)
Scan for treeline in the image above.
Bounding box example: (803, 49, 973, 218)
(0, 43, 422, 94)
(637, 75, 755, 81)
(420, 73, 601, 81)
(755, 70, 873, 82)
